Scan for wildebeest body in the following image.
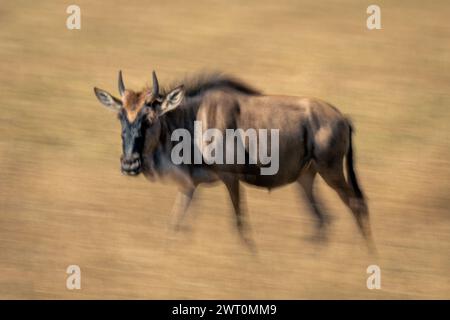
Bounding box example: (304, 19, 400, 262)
(194, 91, 350, 188)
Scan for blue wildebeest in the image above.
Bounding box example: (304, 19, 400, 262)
(93, 71, 374, 251)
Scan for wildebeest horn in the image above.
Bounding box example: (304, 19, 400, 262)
(118, 70, 125, 96)
(152, 70, 159, 96)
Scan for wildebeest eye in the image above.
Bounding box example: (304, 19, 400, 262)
(145, 100, 157, 109)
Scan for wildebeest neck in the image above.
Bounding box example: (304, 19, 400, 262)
(160, 72, 262, 98)
(143, 72, 263, 176)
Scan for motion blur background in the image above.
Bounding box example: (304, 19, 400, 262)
(0, 0, 449, 299)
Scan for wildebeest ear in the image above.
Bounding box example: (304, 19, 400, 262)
(159, 85, 185, 116)
(94, 87, 122, 111)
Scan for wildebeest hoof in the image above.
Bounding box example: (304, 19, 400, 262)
(173, 223, 192, 233)
(241, 237, 257, 253)
(303, 228, 328, 244)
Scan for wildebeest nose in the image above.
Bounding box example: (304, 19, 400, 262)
(121, 153, 140, 164)
(130, 152, 140, 161)
(121, 153, 141, 175)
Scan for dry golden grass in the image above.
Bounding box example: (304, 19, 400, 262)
(0, 0, 449, 299)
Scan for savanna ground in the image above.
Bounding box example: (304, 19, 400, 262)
(0, 0, 449, 299)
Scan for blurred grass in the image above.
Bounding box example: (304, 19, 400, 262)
(0, 0, 449, 298)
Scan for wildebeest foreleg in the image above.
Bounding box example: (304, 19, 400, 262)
(221, 175, 255, 249)
(297, 165, 329, 240)
(170, 187, 195, 231)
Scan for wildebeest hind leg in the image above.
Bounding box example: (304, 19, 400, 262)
(317, 163, 374, 251)
(297, 165, 329, 241)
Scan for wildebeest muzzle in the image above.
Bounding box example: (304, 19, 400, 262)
(121, 152, 142, 176)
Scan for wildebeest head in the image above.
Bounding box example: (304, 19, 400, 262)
(94, 71, 185, 176)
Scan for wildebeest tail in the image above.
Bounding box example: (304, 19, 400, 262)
(346, 121, 364, 199)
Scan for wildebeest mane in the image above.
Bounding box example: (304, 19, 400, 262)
(160, 72, 262, 98)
